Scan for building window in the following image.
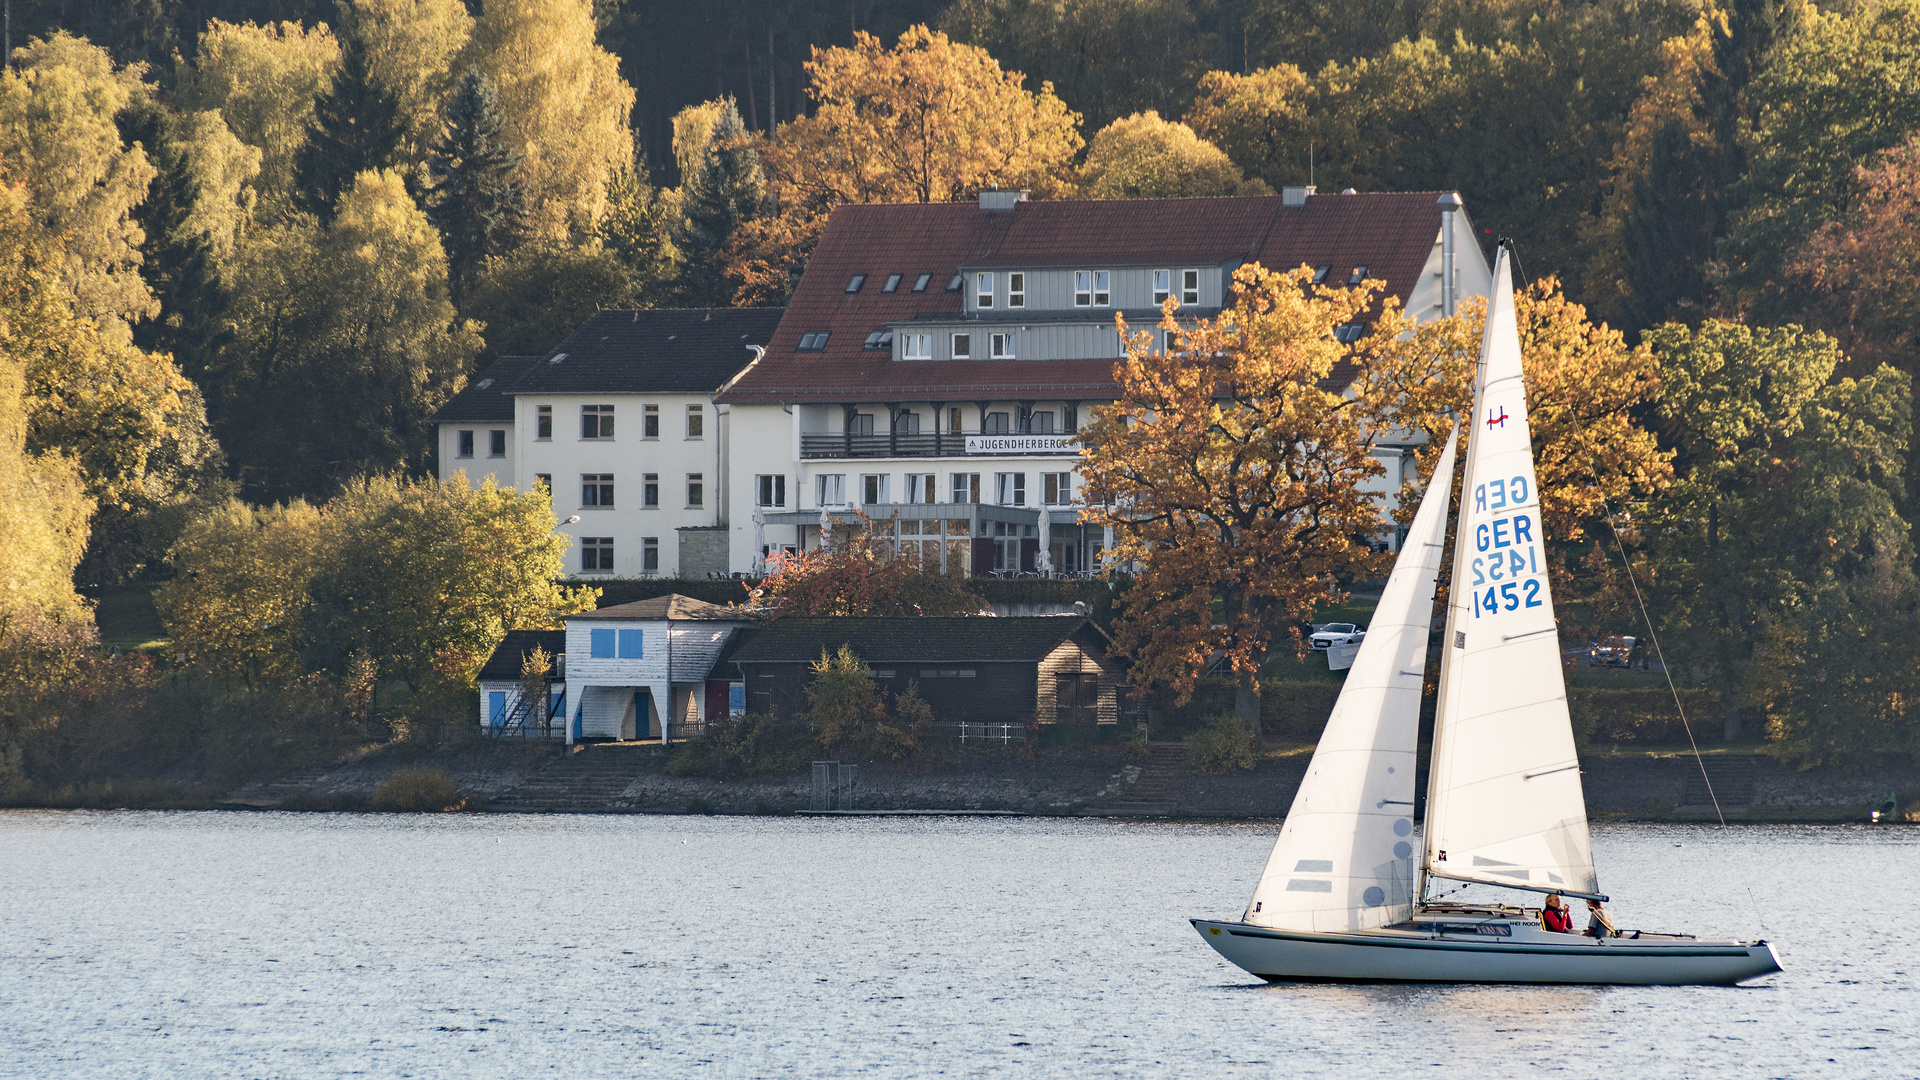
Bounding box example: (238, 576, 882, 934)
(581, 537, 614, 572)
(686, 404, 704, 439)
(883, 273, 902, 292)
(984, 411, 1011, 434)
(951, 333, 971, 359)
(849, 413, 875, 436)
(643, 404, 659, 439)
(1182, 269, 1200, 304)
(992, 521, 1033, 571)
(913, 274, 931, 292)
(582, 474, 614, 507)
(976, 271, 995, 308)
(456, 430, 474, 458)
(618, 629, 644, 658)
(1312, 265, 1332, 285)
(893, 411, 920, 434)
(1044, 472, 1073, 505)
(996, 472, 1026, 506)
(1334, 323, 1367, 344)
(950, 472, 980, 504)
(1008, 272, 1025, 308)
(590, 627, 615, 656)
(902, 333, 931, 360)
(907, 473, 936, 503)
(581, 405, 613, 439)
(949, 407, 963, 433)
(1029, 411, 1055, 434)
(862, 474, 889, 504)
(536, 406, 552, 440)
(846, 274, 866, 293)
(756, 474, 786, 508)
(1349, 266, 1369, 285)
(642, 473, 659, 507)
(642, 537, 659, 572)
(687, 473, 704, 507)
(1075, 270, 1111, 306)
(817, 473, 847, 507)
(535, 473, 552, 497)
(488, 429, 506, 457)
(1153, 269, 1170, 304)
(990, 332, 1016, 359)
(798, 331, 830, 351)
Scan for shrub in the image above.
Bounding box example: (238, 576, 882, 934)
(806, 645, 887, 749)
(872, 680, 935, 759)
(369, 768, 466, 811)
(1568, 689, 1717, 747)
(1260, 682, 1343, 738)
(667, 713, 814, 778)
(1187, 713, 1259, 774)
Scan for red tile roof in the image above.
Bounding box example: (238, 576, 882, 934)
(718, 192, 1450, 405)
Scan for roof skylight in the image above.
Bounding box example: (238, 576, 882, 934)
(883, 274, 902, 293)
(847, 275, 866, 293)
(913, 274, 931, 292)
(946, 274, 964, 291)
(798, 332, 830, 351)
(1312, 266, 1331, 284)
(1348, 266, 1369, 285)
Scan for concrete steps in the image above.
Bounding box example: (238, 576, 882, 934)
(487, 744, 659, 812)
(1088, 744, 1188, 815)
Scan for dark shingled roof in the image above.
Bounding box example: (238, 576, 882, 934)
(722, 616, 1108, 665)
(509, 308, 784, 395)
(479, 629, 566, 681)
(717, 193, 1457, 405)
(564, 594, 746, 621)
(432, 355, 537, 424)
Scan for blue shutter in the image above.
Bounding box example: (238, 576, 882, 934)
(590, 628, 615, 658)
(618, 629, 644, 658)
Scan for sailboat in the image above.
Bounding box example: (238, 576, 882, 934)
(1191, 247, 1781, 985)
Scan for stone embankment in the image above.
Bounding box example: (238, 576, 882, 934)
(213, 739, 1920, 822)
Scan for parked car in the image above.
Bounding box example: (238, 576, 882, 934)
(1590, 635, 1637, 667)
(1310, 623, 1366, 651)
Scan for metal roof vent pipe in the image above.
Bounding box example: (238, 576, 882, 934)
(978, 188, 1029, 211)
(1437, 191, 1463, 318)
(1282, 185, 1316, 207)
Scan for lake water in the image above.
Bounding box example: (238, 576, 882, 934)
(1, 812, 1914, 1079)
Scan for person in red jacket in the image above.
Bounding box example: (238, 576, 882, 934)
(1541, 894, 1574, 933)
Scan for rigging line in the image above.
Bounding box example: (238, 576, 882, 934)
(1598, 497, 1726, 828)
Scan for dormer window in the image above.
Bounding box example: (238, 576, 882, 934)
(902, 333, 932, 359)
(1153, 269, 1171, 304)
(1349, 266, 1369, 285)
(990, 332, 1016, 359)
(883, 274, 902, 292)
(1008, 272, 1025, 308)
(846, 274, 866, 293)
(798, 332, 830, 351)
(977, 272, 995, 308)
(947, 274, 964, 292)
(913, 274, 931, 292)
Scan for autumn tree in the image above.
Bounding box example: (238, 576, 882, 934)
(1076, 111, 1268, 200)
(346, 0, 474, 171)
(1785, 135, 1920, 377)
(458, 0, 635, 242)
(805, 645, 887, 750)
(425, 70, 528, 309)
(0, 33, 160, 335)
(1079, 266, 1400, 730)
(750, 513, 981, 618)
(178, 18, 342, 218)
(156, 498, 331, 687)
(1642, 321, 1912, 745)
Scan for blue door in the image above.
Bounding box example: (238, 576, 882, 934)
(633, 690, 652, 739)
(488, 691, 506, 727)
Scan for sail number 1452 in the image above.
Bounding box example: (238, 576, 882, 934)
(1468, 510, 1543, 617)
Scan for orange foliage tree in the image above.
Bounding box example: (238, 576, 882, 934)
(748, 512, 981, 618)
(1079, 265, 1406, 730)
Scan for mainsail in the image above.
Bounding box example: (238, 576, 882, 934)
(1246, 426, 1461, 931)
(1423, 247, 1599, 899)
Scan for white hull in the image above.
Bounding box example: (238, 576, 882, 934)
(1192, 918, 1781, 986)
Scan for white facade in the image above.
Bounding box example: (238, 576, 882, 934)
(559, 608, 747, 741)
(439, 420, 517, 488)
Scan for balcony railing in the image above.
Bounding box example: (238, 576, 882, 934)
(799, 432, 1073, 459)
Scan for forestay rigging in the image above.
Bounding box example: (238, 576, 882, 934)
(1246, 426, 1461, 932)
(1424, 246, 1599, 899)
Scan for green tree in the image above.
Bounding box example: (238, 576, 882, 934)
(1644, 321, 1912, 742)
(597, 147, 679, 303)
(346, 0, 474, 170)
(0, 32, 160, 335)
(155, 497, 331, 687)
(804, 644, 886, 750)
(216, 169, 481, 501)
(1076, 110, 1268, 199)
(178, 18, 342, 218)
(293, 17, 404, 221)
(424, 69, 527, 309)
(464, 241, 641, 360)
(676, 97, 770, 306)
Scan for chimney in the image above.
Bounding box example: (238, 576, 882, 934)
(1282, 185, 1316, 208)
(978, 188, 1029, 211)
(1436, 192, 1463, 318)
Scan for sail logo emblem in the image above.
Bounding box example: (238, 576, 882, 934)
(1486, 406, 1509, 429)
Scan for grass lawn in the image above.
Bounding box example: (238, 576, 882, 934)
(86, 583, 169, 650)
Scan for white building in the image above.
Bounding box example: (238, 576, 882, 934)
(433, 308, 783, 578)
(715, 188, 1492, 572)
(557, 595, 751, 741)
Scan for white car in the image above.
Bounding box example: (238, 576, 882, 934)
(1310, 623, 1366, 650)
